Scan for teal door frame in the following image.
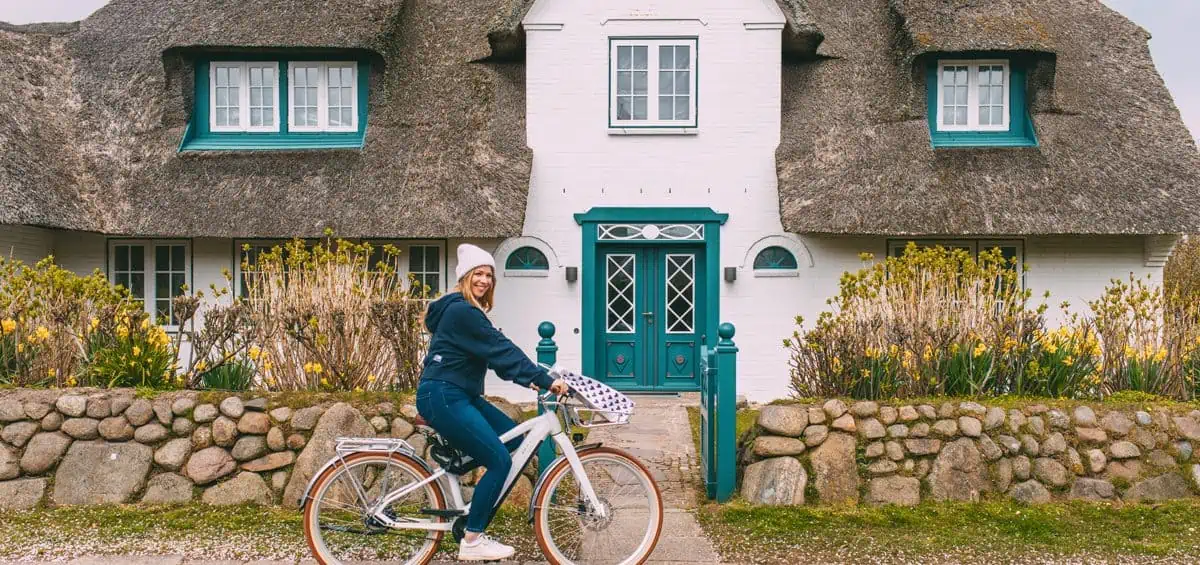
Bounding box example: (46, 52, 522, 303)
(575, 207, 728, 392)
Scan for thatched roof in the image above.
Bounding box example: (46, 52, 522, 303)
(488, 0, 827, 60)
(0, 0, 531, 239)
(777, 0, 1200, 235)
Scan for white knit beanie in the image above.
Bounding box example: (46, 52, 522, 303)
(454, 243, 496, 282)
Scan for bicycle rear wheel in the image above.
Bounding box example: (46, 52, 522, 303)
(532, 447, 663, 565)
(303, 452, 446, 565)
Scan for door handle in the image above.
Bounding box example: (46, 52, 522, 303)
(642, 311, 654, 325)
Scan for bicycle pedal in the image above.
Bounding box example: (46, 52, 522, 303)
(420, 507, 466, 518)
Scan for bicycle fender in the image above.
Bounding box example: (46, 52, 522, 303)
(297, 449, 435, 510)
(527, 442, 604, 522)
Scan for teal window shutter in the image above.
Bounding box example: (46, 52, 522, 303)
(506, 247, 550, 270)
(752, 247, 798, 270)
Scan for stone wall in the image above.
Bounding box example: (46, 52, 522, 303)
(0, 388, 531, 510)
(739, 399, 1200, 506)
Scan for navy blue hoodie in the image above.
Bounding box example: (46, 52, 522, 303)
(420, 292, 555, 397)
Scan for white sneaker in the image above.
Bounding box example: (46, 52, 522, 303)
(457, 533, 516, 561)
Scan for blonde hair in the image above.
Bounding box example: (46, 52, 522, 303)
(454, 266, 496, 312)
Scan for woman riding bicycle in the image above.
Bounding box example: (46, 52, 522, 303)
(416, 243, 569, 561)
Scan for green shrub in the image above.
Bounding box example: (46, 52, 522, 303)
(786, 245, 1200, 401)
(199, 359, 256, 391)
(241, 232, 428, 392)
(83, 311, 178, 389)
(786, 244, 1048, 399)
(0, 256, 147, 387)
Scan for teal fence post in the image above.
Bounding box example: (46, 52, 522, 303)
(536, 321, 558, 476)
(715, 322, 738, 502)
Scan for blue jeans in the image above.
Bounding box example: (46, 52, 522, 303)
(416, 379, 522, 534)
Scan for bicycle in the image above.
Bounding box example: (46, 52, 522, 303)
(298, 371, 664, 565)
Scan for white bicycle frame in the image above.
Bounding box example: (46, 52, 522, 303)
(365, 397, 607, 532)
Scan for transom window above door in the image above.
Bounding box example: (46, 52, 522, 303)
(609, 38, 698, 129)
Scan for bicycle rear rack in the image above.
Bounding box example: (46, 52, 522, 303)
(334, 437, 415, 457)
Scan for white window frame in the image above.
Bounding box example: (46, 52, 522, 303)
(935, 60, 1009, 133)
(609, 38, 697, 128)
(108, 240, 191, 329)
(405, 242, 444, 297)
(209, 62, 281, 133)
(887, 239, 1024, 279)
(287, 62, 358, 133)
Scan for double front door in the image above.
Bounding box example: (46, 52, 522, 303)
(597, 245, 705, 391)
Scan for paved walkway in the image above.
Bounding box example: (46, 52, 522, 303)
(0, 395, 725, 565)
(580, 393, 721, 564)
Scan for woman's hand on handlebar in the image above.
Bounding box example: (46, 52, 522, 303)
(548, 378, 569, 396)
(530, 378, 570, 396)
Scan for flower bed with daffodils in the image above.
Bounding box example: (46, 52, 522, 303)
(786, 245, 1200, 401)
(0, 233, 430, 394)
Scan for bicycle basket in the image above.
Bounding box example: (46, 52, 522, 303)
(557, 369, 635, 426)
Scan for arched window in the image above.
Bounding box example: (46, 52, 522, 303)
(505, 246, 549, 270)
(753, 246, 798, 270)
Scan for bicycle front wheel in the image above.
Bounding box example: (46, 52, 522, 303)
(532, 447, 663, 565)
(303, 452, 446, 565)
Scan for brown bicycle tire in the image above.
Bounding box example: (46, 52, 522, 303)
(531, 446, 664, 565)
(303, 451, 447, 565)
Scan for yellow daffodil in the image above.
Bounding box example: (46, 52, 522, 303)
(195, 360, 208, 372)
(248, 345, 261, 360)
(320, 377, 330, 387)
(89, 317, 100, 331)
(34, 326, 50, 341)
(831, 356, 843, 373)
(65, 376, 77, 387)
(1063, 355, 1074, 367)
(1, 318, 16, 334)
(141, 318, 150, 330)
(117, 326, 129, 338)
(132, 346, 141, 357)
(973, 342, 988, 359)
(367, 374, 377, 383)
(1045, 342, 1058, 355)
(1154, 348, 1167, 363)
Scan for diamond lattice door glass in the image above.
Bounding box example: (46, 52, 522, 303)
(597, 247, 704, 391)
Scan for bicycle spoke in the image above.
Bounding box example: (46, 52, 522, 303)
(535, 451, 661, 565)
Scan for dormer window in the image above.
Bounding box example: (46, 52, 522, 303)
(288, 62, 358, 132)
(210, 63, 280, 132)
(608, 38, 698, 130)
(926, 56, 1037, 148)
(936, 60, 1009, 132)
(183, 56, 368, 151)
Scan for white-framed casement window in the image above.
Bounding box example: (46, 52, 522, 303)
(288, 62, 358, 132)
(109, 241, 191, 327)
(936, 60, 1009, 132)
(210, 62, 280, 132)
(609, 38, 697, 127)
(888, 239, 1024, 282)
(407, 244, 442, 297)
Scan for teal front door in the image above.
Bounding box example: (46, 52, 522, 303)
(597, 245, 705, 391)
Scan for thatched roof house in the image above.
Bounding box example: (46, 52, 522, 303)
(1, 0, 532, 239)
(776, 0, 1200, 235)
(2, 0, 1198, 239)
